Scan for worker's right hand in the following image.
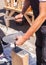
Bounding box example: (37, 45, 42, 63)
(15, 13, 23, 22)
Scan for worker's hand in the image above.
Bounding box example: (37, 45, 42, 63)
(14, 36, 26, 46)
(15, 13, 23, 22)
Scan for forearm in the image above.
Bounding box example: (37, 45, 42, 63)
(23, 2, 46, 40)
(22, 0, 30, 14)
(23, 13, 46, 40)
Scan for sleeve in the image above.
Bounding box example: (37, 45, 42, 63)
(39, 0, 46, 1)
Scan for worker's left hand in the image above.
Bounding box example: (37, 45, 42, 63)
(15, 36, 26, 46)
(15, 13, 23, 22)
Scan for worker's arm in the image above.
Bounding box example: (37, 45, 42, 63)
(15, 2, 46, 45)
(22, 0, 31, 14)
(23, 2, 46, 40)
(15, 0, 30, 22)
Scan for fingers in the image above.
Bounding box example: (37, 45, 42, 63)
(15, 13, 23, 19)
(15, 15, 23, 20)
(14, 36, 22, 46)
(14, 37, 18, 46)
(15, 18, 23, 22)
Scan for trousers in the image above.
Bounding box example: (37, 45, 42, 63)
(0, 29, 5, 55)
(0, 42, 3, 55)
(36, 25, 46, 65)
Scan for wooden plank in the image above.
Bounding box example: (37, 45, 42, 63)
(11, 48, 29, 65)
(11, 0, 14, 7)
(24, 14, 35, 37)
(4, 0, 8, 6)
(4, 6, 33, 16)
(4, 0, 11, 7)
(24, 14, 32, 26)
(8, 11, 15, 17)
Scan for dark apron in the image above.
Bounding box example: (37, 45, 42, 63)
(30, 0, 46, 47)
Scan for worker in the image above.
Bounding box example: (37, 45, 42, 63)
(15, 0, 46, 65)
